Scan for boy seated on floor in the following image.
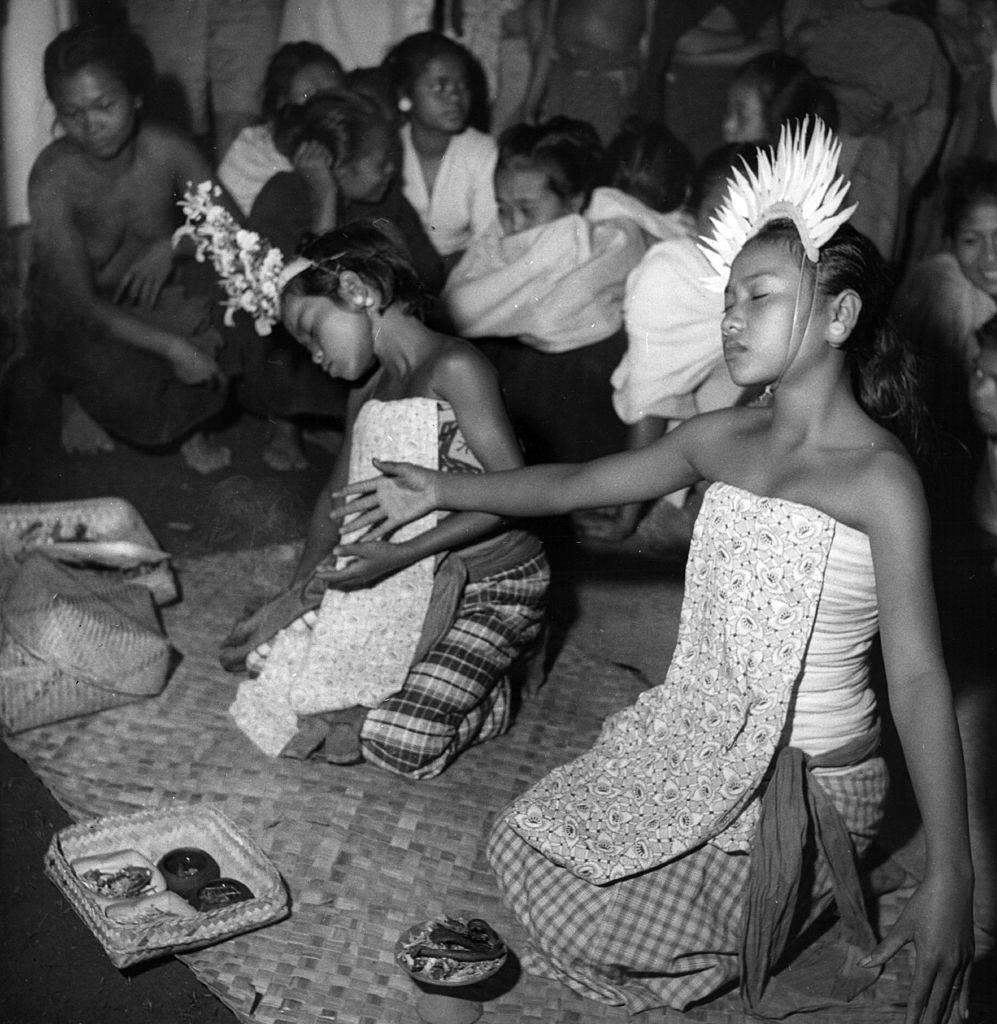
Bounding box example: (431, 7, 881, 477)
(26, 23, 321, 474)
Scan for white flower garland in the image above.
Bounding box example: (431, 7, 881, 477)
(172, 181, 285, 336)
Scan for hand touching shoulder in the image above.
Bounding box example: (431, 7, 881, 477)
(429, 340, 523, 471)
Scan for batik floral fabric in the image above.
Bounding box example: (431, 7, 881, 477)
(506, 482, 836, 883)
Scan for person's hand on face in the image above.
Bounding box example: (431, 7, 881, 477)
(294, 140, 337, 203)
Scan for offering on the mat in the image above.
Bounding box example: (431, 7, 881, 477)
(396, 917, 508, 985)
(34, 539, 171, 570)
(17, 517, 90, 545)
(158, 847, 221, 901)
(71, 849, 164, 900)
(193, 877, 254, 910)
(105, 889, 200, 924)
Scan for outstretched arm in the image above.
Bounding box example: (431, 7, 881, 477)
(858, 457, 974, 1024)
(326, 348, 526, 588)
(334, 411, 718, 537)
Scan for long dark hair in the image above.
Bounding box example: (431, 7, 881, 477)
(603, 117, 694, 213)
(261, 41, 344, 122)
(273, 89, 390, 166)
(753, 220, 926, 455)
(285, 221, 429, 320)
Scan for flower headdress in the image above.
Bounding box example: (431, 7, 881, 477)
(173, 181, 297, 335)
(698, 117, 857, 292)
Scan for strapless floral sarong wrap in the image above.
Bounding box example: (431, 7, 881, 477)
(506, 483, 837, 883)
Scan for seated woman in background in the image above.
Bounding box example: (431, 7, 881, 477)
(218, 40, 344, 217)
(894, 158, 997, 488)
(444, 117, 688, 466)
(238, 86, 442, 471)
(722, 50, 838, 146)
(252, 84, 444, 294)
(383, 31, 498, 270)
(28, 23, 242, 473)
(586, 142, 761, 547)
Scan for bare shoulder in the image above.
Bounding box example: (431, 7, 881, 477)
(138, 122, 211, 181)
(427, 335, 499, 396)
(675, 404, 769, 449)
(140, 120, 196, 158)
(849, 439, 928, 541)
(28, 138, 83, 197)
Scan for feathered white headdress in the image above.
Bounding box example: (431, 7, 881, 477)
(698, 117, 857, 292)
(172, 181, 310, 336)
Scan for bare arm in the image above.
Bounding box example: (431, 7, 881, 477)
(28, 137, 231, 384)
(336, 408, 733, 536)
(576, 414, 670, 541)
(858, 455, 974, 1024)
(29, 161, 186, 361)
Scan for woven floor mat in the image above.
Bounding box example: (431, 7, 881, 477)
(6, 546, 912, 1024)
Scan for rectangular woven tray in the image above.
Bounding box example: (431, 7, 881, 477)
(44, 804, 289, 968)
(0, 497, 177, 605)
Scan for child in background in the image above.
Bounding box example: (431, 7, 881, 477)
(722, 50, 838, 146)
(252, 87, 444, 294)
(233, 87, 404, 471)
(218, 41, 344, 218)
(896, 158, 997, 465)
(249, 91, 399, 260)
(586, 143, 760, 547)
(215, 222, 548, 778)
(444, 117, 687, 466)
(383, 31, 498, 267)
(336, 121, 974, 1022)
(601, 118, 695, 241)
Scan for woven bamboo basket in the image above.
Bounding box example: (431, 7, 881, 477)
(0, 553, 173, 734)
(0, 497, 177, 605)
(44, 804, 290, 968)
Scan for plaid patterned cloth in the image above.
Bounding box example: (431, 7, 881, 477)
(361, 552, 549, 780)
(488, 756, 887, 1013)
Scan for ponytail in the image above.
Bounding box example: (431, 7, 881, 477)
(818, 226, 928, 457)
(753, 221, 927, 456)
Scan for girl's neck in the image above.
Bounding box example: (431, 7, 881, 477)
(370, 306, 439, 393)
(409, 120, 453, 159)
(767, 361, 857, 446)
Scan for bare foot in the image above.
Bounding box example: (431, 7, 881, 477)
(262, 420, 308, 471)
(180, 431, 232, 474)
(61, 395, 115, 455)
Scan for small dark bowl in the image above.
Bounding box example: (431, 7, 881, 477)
(157, 847, 221, 902)
(193, 876, 254, 911)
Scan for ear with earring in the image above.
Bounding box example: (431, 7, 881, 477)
(827, 291, 860, 345)
(398, 96, 413, 113)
